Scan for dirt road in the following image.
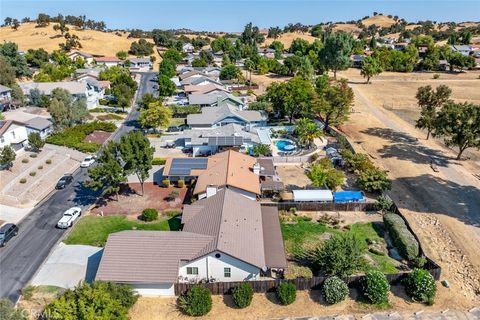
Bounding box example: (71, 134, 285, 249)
(341, 83, 480, 304)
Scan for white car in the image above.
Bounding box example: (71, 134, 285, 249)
(57, 207, 82, 229)
(80, 156, 96, 168)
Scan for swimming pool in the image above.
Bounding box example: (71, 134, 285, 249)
(276, 139, 296, 151)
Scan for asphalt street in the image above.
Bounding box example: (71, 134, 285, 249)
(0, 72, 157, 303)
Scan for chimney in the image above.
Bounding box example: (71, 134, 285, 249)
(253, 162, 261, 175)
(206, 185, 218, 198)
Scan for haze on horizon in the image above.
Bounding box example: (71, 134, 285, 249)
(1, 0, 479, 32)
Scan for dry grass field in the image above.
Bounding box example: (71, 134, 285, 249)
(0, 22, 162, 63)
(263, 32, 318, 48)
(333, 23, 361, 35)
(361, 15, 396, 27)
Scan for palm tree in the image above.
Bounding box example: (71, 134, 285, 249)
(295, 118, 323, 147)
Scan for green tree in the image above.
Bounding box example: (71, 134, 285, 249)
(116, 51, 128, 60)
(191, 58, 207, 67)
(138, 93, 157, 109)
(118, 131, 154, 196)
(28, 132, 45, 152)
(289, 38, 310, 55)
(295, 118, 322, 146)
(139, 101, 172, 129)
(48, 88, 88, 129)
(357, 168, 392, 192)
(312, 233, 364, 277)
(434, 102, 480, 160)
(0, 299, 27, 320)
(53, 20, 69, 35)
(129, 38, 154, 56)
(162, 48, 182, 64)
(0, 56, 16, 86)
(158, 59, 176, 78)
(220, 64, 241, 80)
(267, 26, 282, 39)
(307, 158, 345, 190)
(361, 56, 383, 83)
(269, 40, 284, 55)
(319, 32, 354, 79)
(415, 85, 452, 140)
(240, 22, 264, 46)
(25, 48, 49, 68)
(157, 75, 176, 97)
(87, 141, 127, 200)
(252, 144, 271, 156)
(59, 32, 82, 51)
(0, 42, 32, 77)
(0, 146, 16, 170)
(314, 77, 354, 131)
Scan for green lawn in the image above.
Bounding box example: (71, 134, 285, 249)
(170, 118, 186, 126)
(64, 215, 182, 247)
(281, 220, 399, 274)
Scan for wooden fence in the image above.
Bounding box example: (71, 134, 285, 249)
(262, 201, 377, 212)
(174, 263, 441, 296)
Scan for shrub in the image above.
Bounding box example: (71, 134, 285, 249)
(413, 256, 427, 268)
(374, 195, 394, 212)
(277, 282, 296, 305)
(312, 233, 364, 277)
(141, 208, 158, 222)
(19, 178, 27, 183)
(284, 265, 313, 280)
(403, 269, 436, 305)
(361, 270, 390, 304)
(162, 179, 170, 187)
(38, 165, 43, 170)
(29, 153, 37, 158)
(21, 285, 36, 300)
(433, 74, 440, 79)
(383, 213, 419, 260)
(0, 299, 27, 320)
(178, 286, 212, 316)
(29, 171, 36, 177)
(152, 157, 166, 165)
(22, 158, 29, 163)
(177, 179, 185, 188)
(357, 168, 392, 192)
(322, 276, 349, 305)
(168, 190, 180, 200)
(232, 283, 253, 309)
(46, 159, 52, 164)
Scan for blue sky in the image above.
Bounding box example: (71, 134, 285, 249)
(1, 1, 479, 32)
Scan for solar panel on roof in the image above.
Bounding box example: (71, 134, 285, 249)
(208, 136, 245, 146)
(169, 158, 208, 175)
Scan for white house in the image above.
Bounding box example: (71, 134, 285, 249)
(182, 43, 195, 53)
(95, 188, 287, 296)
(450, 45, 472, 56)
(0, 84, 12, 111)
(129, 58, 152, 70)
(95, 57, 121, 67)
(0, 120, 28, 153)
(24, 117, 53, 139)
(67, 51, 94, 65)
(186, 104, 267, 128)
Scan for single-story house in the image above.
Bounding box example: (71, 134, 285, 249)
(0, 120, 28, 153)
(24, 117, 53, 139)
(0, 84, 12, 111)
(67, 51, 94, 64)
(184, 84, 229, 95)
(95, 188, 287, 296)
(95, 57, 121, 67)
(182, 43, 195, 53)
(187, 104, 267, 129)
(129, 58, 152, 70)
(258, 48, 276, 58)
(188, 91, 245, 108)
(179, 67, 222, 78)
(163, 150, 262, 200)
(450, 45, 472, 56)
(162, 123, 263, 157)
(20, 81, 100, 109)
(181, 75, 223, 87)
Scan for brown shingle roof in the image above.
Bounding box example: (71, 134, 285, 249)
(261, 206, 288, 268)
(183, 188, 267, 268)
(96, 231, 214, 283)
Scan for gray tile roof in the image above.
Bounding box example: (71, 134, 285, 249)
(24, 117, 52, 131)
(20, 82, 87, 96)
(261, 206, 288, 268)
(0, 84, 12, 93)
(96, 231, 214, 283)
(187, 105, 266, 126)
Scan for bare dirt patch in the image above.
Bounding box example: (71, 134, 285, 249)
(91, 183, 186, 218)
(276, 165, 311, 190)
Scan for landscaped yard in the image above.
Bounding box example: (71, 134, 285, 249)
(281, 218, 400, 274)
(170, 117, 186, 127)
(64, 214, 182, 247)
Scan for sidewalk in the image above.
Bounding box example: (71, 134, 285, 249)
(0, 204, 33, 225)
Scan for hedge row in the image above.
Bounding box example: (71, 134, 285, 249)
(46, 121, 116, 153)
(383, 213, 419, 261)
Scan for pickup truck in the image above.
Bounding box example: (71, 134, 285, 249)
(57, 207, 82, 229)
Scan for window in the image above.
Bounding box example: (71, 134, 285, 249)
(0, 137, 4, 143)
(186, 267, 198, 275)
(224, 267, 231, 278)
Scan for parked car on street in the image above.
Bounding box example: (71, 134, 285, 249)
(55, 175, 73, 189)
(57, 207, 82, 229)
(80, 156, 96, 168)
(0, 224, 18, 247)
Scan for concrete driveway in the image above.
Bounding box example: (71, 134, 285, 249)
(31, 243, 102, 289)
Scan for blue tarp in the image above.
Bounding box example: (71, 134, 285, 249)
(333, 191, 365, 203)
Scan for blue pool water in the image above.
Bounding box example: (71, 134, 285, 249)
(276, 140, 296, 151)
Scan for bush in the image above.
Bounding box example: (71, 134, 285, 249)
(322, 276, 349, 305)
(383, 213, 419, 261)
(141, 208, 158, 222)
(403, 269, 436, 305)
(277, 282, 296, 305)
(168, 190, 180, 200)
(374, 195, 394, 212)
(29, 153, 37, 158)
(152, 157, 166, 165)
(361, 270, 390, 304)
(0, 298, 27, 320)
(313, 233, 364, 277)
(413, 256, 427, 268)
(46, 159, 52, 164)
(22, 158, 29, 163)
(29, 171, 36, 177)
(19, 178, 27, 184)
(284, 265, 313, 280)
(21, 285, 36, 300)
(357, 168, 392, 192)
(178, 286, 212, 316)
(38, 165, 43, 170)
(232, 283, 253, 309)
(177, 179, 185, 188)
(162, 179, 170, 187)
(433, 74, 440, 79)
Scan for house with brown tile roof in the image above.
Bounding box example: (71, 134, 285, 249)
(95, 188, 287, 296)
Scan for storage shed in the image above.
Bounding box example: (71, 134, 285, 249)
(292, 190, 333, 202)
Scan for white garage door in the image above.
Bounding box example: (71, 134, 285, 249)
(132, 283, 175, 297)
